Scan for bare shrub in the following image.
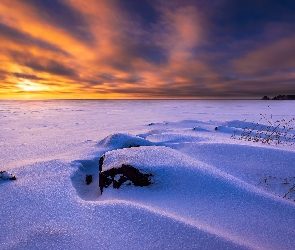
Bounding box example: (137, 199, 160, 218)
(258, 175, 295, 202)
(231, 114, 295, 146)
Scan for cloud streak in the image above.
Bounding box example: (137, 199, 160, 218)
(0, 0, 295, 99)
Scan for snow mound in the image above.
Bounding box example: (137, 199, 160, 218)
(2, 100, 295, 250)
(97, 133, 154, 150)
(99, 146, 295, 250)
(102, 146, 209, 172)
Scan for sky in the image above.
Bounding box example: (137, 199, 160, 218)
(0, 0, 295, 99)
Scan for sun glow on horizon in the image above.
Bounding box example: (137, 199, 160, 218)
(17, 79, 50, 92)
(1, 1, 294, 99)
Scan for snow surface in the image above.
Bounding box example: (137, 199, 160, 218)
(1, 100, 295, 249)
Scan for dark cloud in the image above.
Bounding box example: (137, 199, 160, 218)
(0, 23, 70, 56)
(12, 73, 45, 80)
(198, 1, 295, 70)
(125, 39, 168, 65)
(0, 70, 8, 81)
(1, 0, 295, 99)
(75, 74, 144, 88)
(0, 70, 45, 84)
(117, 0, 160, 28)
(212, 0, 295, 39)
(220, 78, 295, 99)
(3, 48, 76, 77)
(24, 59, 77, 77)
(24, 0, 94, 44)
(97, 73, 144, 85)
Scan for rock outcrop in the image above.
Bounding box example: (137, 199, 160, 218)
(98, 154, 153, 193)
(0, 171, 16, 181)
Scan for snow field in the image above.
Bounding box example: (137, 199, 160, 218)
(1, 100, 295, 249)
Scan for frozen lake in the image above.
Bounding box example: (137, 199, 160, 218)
(1, 99, 293, 170)
(1, 100, 295, 249)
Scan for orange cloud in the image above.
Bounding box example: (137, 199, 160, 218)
(0, 0, 217, 99)
(2, 0, 293, 99)
(234, 35, 295, 77)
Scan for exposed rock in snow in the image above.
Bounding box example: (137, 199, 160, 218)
(85, 174, 92, 185)
(100, 164, 152, 191)
(2, 100, 295, 250)
(0, 171, 16, 181)
(99, 153, 152, 193)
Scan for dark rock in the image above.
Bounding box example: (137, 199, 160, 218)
(0, 171, 16, 181)
(99, 173, 112, 192)
(99, 162, 153, 193)
(86, 175, 92, 185)
(99, 154, 105, 172)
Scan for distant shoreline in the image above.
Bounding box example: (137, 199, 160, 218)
(1, 97, 295, 101)
(0, 98, 281, 101)
(262, 95, 295, 100)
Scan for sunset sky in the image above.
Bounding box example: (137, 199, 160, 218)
(1, 0, 295, 99)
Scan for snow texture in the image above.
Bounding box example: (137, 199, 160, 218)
(97, 133, 154, 150)
(1, 100, 295, 250)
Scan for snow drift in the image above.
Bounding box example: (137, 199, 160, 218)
(1, 100, 295, 250)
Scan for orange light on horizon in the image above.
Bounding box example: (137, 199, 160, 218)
(17, 79, 50, 92)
